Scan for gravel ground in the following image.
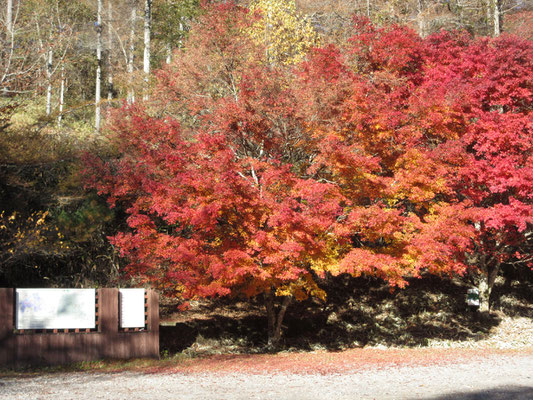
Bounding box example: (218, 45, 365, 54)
(1, 353, 532, 400)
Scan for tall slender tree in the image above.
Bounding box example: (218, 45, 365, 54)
(127, 0, 137, 104)
(417, 0, 425, 36)
(492, 0, 501, 35)
(96, 0, 103, 130)
(107, 0, 114, 104)
(6, 0, 13, 36)
(143, 0, 151, 100)
(45, 46, 53, 116)
(57, 63, 65, 127)
(152, 0, 201, 66)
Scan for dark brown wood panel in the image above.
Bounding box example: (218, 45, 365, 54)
(0, 289, 15, 365)
(0, 288, 159, 367)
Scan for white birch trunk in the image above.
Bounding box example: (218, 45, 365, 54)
(143, 0, 151, 101)
(127, 0, 136, 104)
(179, 19, 184, 47)
(6, 0, 13, 35)
(366, 0, 370, 18)
(417, 0, 425, 37)
(2, 0, 14, 94)
(166, 19, 183, 65)
(166, 43, 172, 65)
(95, 0, 103, 131)
(493, 0, 501, 36)
(107, 0, 114, 103)
(487, 0, 492, 34)
(58, 63, 65, 127)
(46, 47, 53, 116)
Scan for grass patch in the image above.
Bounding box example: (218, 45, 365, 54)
(0, 353, 194, 378)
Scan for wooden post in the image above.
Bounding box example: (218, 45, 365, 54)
(98, 288, 118, 333)
(0, 289, 15, 365)
(148, 289, 160, 358)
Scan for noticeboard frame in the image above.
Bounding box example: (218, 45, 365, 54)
(15, 288, 97, 332)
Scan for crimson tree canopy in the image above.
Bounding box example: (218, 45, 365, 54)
(85, 4, 532, 336)
(414, 31, 533, 309)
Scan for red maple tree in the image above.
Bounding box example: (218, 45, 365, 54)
(413, 31, 533, 310)
(85, 5, 532, 346)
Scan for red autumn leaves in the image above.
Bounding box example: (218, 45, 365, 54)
(84, 4, 533, 314)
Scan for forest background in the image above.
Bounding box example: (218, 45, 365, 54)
(1, 0, 532, 347)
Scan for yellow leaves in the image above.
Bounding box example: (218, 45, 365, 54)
(1, 209, 69, 258)
(245, 0, 319, 65)
(275, 285, 293, 297)
(311, 257, 340, 276)
(275, 275, 326, 302)
(35, 210, 48, 226)
(211, 236, 223, 248)
(401, 252, 419, 274)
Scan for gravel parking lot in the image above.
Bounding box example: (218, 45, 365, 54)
(2, 352, 532, 400)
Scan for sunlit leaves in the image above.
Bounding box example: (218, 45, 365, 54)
(87, 5, 533, 313)
(246, 0, 319, 65)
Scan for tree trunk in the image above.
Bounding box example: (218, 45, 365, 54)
(127, 0, 136, 104)
(265, 292, 292, 347)
(165, 19, 183, 65)
(457, 0, 465, 28)
(107, 0, 114, 104)
(57, 63, 65, 127)
(492, 0, 501, 36)
(486, 0, 492, 34)
(46, 47, 53, 116)
(166, 43, 172, 65)
(2, 0, 14, 95)
(266, 292, 276, 343)
(95, 0, 103, 131)
(366, 0, 370, 18)
(478, 259, 500, 312)
(143, 0, 151, 101)
(6, 0, 13, 36)
(166, 18, 185, 64)
(417, 0, 425, 37)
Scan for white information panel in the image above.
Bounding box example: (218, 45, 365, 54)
(119, 288, 146, 328)
(16, 288, 96, 330)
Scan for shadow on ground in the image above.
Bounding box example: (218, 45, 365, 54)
(160, 273, 533, 354)
(420, 386, 533, 400)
